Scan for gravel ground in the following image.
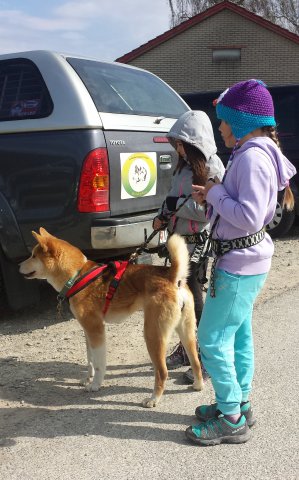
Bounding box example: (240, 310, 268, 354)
(0, 222, 298, 479)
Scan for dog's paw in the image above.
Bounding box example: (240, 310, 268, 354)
(84, 383, 100, 392)
(79, 376, 93, 387)
(142, 397, 158, 408)
(192, 380, 204, 391)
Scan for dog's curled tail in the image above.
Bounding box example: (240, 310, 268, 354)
(166, 234, 190, 286)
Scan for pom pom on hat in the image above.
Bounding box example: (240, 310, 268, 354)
(215, 79, 276, 139)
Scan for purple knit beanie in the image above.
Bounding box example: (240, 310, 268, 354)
(215, 79, 276, 139)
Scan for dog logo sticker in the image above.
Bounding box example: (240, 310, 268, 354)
(121, 152, 157, 199)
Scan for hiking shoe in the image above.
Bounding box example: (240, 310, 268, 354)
(166, 343, 190, 369)
(185, 415, 251, 446)
(195, 401, 256, 428)
(183, 365, 210, 384)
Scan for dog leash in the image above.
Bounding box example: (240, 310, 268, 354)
(129, 193, 192, 262)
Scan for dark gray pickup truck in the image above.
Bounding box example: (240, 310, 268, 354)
(0, 50, 190, 310)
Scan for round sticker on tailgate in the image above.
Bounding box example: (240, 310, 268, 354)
(121, 152, 157, 199)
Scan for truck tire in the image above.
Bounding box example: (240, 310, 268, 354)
(0, 267, 6, 312)
(0, 249, 40, 311)
(266, 192, 296, 238)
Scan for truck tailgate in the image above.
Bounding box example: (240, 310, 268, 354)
(104, 130, 175, 216)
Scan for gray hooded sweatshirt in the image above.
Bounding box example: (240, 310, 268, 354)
(159, 110, 225, 239)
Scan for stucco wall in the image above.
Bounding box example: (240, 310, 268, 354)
(122, 10, 299, 94)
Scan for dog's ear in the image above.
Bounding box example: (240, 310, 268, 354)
(32, 230, 49, 253)
(39, 227, 50, 237)
(32, 230, 41, 242)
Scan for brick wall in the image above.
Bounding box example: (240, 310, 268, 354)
(124, 10, 299, 94)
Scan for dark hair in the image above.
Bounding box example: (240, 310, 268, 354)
(262, 126, 294, 211)
(174, 141, 208, 186)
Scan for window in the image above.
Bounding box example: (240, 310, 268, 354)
(212, 48, 241, 62)
(271, 88, 299, 136)
(0, 59, 53, 121)
(67, 57, 188, 118)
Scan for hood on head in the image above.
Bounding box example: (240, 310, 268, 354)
(167, 110, 218, 161)
(241, 137, 297, 191)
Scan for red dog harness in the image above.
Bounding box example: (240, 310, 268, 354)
(102, 261, 128, 315)
(58, 261, 129, 315)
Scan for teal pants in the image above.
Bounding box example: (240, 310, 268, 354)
(198, 269, 267, 415)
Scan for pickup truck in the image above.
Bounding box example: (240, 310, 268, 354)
(0, 50, 190, 310)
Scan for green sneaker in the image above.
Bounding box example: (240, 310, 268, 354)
(185, 414, 251, 446)
(195, 401, 256, 427)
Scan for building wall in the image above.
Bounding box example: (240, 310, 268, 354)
(123, 10, 299, 94)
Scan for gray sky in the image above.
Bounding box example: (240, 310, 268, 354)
(0, 0, 171, 61)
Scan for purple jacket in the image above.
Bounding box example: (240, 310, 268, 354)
(206, 137, 297, 275)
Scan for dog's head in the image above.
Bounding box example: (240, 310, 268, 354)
(19, 227, 84, 282)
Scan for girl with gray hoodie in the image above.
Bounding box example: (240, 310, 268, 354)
(153, 110, 225, 378)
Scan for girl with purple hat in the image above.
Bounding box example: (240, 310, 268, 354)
(185, 79, 296, 446)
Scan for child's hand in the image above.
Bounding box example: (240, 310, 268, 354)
(205, 176, 220, 194)
(192, 185, 206, 205)
(192, 177, 220, 203)
(153, 216, 164, 230)
(153, 215, 169, 230)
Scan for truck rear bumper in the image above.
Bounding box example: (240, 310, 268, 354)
(91, 214, 163, 249)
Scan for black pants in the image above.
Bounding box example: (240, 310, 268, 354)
(187, 261, 204, 328)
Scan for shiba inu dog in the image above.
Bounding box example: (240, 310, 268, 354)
(19, 228, 203, 407)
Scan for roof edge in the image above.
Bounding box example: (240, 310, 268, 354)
(116, 0, 299, 63)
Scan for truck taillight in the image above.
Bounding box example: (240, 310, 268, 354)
(78, 148, 110, 212)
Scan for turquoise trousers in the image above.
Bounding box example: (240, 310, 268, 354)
(198, 268, 267, 415)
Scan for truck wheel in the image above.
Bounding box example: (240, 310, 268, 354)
(0, 267, 7, 312)
(0, 249, 40, 311)
(266, 194, 295, 238)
